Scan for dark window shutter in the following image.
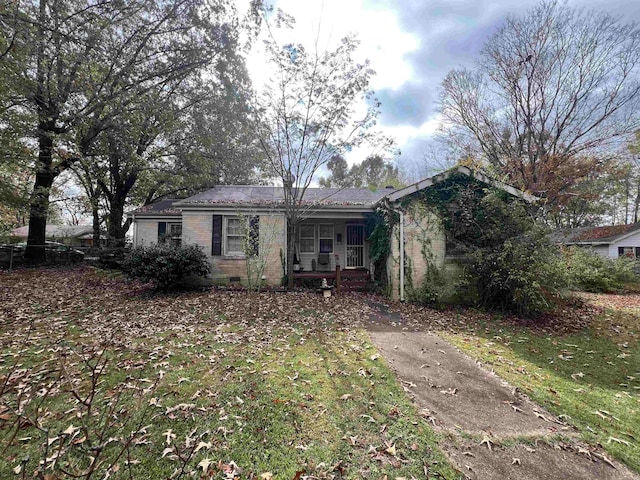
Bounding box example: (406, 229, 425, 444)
(157, 222, 166, 242)
(249, 216, 260, 255)
(212, 215, 222, 256)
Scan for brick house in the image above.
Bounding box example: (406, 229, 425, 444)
(128, 167, 534, 298)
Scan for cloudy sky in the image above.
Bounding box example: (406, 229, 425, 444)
(246, 0, 640, 178)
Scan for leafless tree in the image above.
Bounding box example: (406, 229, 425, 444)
(439, 1, 640, 225)
(254, 10, 391, 287)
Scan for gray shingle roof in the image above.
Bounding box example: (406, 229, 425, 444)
(129, 198, 182, 216)
(176, 186, 390, 207)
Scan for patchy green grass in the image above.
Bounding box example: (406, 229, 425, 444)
(0, 267, 459, 479)
(442, 304, 640, 472)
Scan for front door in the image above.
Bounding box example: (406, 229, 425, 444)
(346, 225, 365, 268)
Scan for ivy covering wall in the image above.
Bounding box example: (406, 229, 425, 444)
(373, 171, 567, 317)
(365, 209, 397, 291)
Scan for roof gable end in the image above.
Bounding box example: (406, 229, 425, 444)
(385, 166, 538, 204)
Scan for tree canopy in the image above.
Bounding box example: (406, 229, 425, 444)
(0, 0, 262, 253)
(319, 155, 402, 190)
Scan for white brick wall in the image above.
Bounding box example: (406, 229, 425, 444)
(134, 220, 158, 246)
(182, 213, 212, 252)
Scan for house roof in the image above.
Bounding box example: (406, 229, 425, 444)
(129, 167, 534, 216)
(11, 224, 95, 239)
(128, 198, 182, 216)
(386, 165, 538, 203)
(174, 186, 390, 208)
(550, 223, 640, 245)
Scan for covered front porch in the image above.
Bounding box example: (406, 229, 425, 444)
(293, 218, 370, 273)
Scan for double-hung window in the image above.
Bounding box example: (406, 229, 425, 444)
(618, 246, 639, 258)
(225, 217, 245, 256)
(299, 224, 315, 253)
(158, 222, 182, 246)
(212, 215, 259, 257)
(318, 224, 334, 253)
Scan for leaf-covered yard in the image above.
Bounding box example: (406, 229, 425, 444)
(2, 266, 639, 478)
(0, 267, 459, 479)
(396, 298, 640, 472)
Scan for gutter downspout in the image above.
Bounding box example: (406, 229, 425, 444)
(399, 210, 405, 302)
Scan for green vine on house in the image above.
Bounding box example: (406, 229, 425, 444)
(378, 171, 566, 317)
(365, 206, 398, 291)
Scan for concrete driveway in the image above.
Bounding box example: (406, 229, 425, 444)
(367, 320, 639, 480)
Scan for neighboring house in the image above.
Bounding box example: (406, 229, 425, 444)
(550, 223, 640, 259)
(11, 224, 103, 247)
(127, 167, 535, 299)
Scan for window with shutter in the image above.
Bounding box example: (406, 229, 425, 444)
(225, 217, 244, 255)
(157, 222, 167, 243)
(212, 215, 222, 255)
(249, 216, 260, 255)
(213, 215, 261, 257)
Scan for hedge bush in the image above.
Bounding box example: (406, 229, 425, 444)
(122, 244, 211, 291)
(564, 247, 638, 293)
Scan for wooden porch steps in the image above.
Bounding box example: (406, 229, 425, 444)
(340, 269, 371, 292)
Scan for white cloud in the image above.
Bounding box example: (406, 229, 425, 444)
(245, 1, 418, 91)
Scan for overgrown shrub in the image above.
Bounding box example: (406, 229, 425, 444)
(366, 209, 397, 288)
(564, 247, 638, 292)
(122, 244, 210, 291)
(420, 175, 568, 317)
(469, 227, 568, 317)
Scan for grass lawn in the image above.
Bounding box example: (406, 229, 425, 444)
(432, 296, 640, 472)
(0, 267, 460, 479)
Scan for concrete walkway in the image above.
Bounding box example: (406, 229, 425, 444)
(366, 308, 639, 480)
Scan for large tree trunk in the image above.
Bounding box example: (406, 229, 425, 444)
(103, 174, 136, 246)
(107, 198, 127, 246)
(25, 131, 55, 262)
(105, 188, 133, 246)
